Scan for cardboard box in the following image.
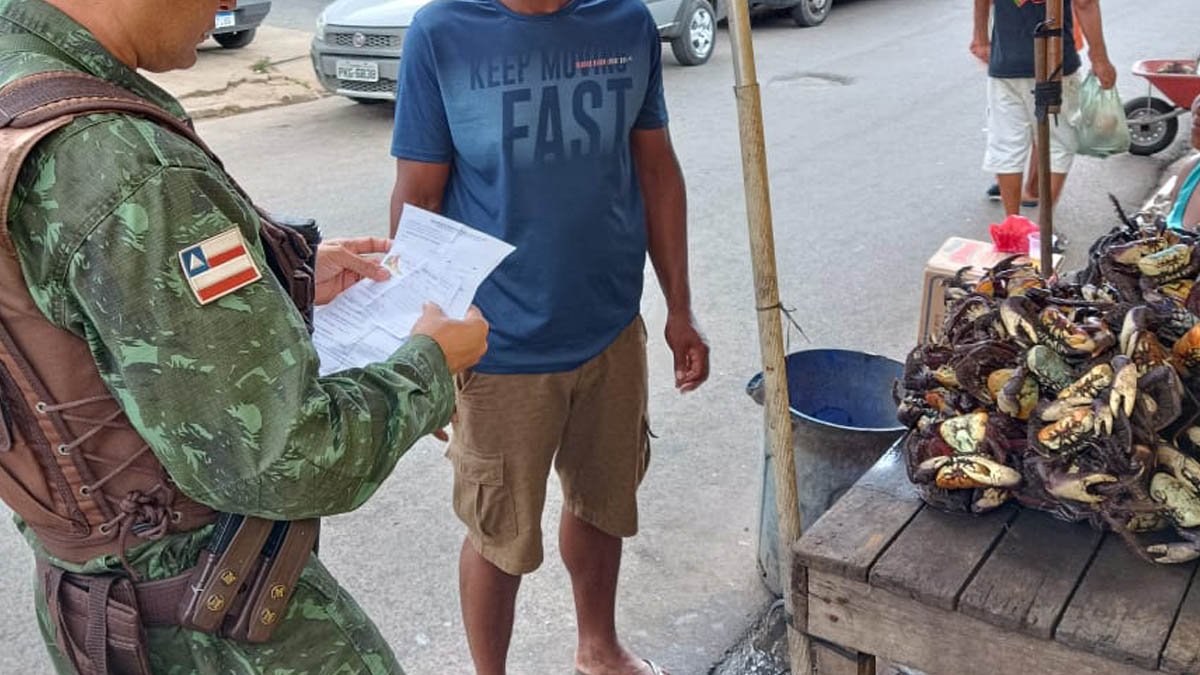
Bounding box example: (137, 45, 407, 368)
(918, 237, 1063, 343)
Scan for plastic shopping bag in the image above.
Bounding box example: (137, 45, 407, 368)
(1070, 73, 1131, 158)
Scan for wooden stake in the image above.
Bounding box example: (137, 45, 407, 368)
(1035, 0, 1064, 278)
(725, 2, 811, 673)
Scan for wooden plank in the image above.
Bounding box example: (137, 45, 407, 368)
(958, 509, 1103, 639)
(1056, 533, 1196, 671)
(807, 570, 1156, 675)
(794, 448, 923, 582)
(811, 638, 863, 675)
(1161, 565, 1200, 674)
(868, 502, 1018, 611)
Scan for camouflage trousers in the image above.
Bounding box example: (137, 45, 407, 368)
(33, 557, 404, 675)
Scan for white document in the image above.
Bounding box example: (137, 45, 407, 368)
(312, 205, 515, 375)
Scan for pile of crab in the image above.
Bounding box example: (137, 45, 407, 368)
(896, 206, 1200, 564)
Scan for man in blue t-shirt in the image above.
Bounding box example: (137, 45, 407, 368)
(389, 0, 709, 672)
(970, 0, 1115, 216)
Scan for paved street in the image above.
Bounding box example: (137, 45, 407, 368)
(2, 0, 1198, 674)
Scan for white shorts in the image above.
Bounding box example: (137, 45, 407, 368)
(982, 74, 1081, 175)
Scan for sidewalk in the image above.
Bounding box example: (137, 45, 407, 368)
(145, 26, 325, 119)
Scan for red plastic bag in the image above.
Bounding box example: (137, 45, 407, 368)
(989, 215, 1038, 254)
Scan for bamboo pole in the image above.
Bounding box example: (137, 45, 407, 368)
(1035, 0, 1064, 278)
(725, 3, 811, 674)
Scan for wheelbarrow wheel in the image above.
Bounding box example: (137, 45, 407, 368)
(1124, 96, 1178, 156)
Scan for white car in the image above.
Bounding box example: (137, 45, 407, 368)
(310, 0, 723, 103)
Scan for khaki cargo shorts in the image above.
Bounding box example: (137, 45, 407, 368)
(446, 317, 650, 576)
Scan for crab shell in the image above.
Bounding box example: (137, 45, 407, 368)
(1173, 323, 1200, 370)
(988, 369, 1038, 420)
(1159, 280, 1195, 305)
(1157, 444, 1200, 492)
(1057, 363, 1113, 401)
(1026, 345, 1074, 393)
(1039, 306, 1098, 357)
(1036, 404, 1113, 452)
(938, 412, 989, 455)
(1151, 473, 1200, 529)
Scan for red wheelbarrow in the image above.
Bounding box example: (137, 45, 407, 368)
(1125, 59, 1200, 156)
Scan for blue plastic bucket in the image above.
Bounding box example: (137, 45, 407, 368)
(747, 349, 905, 595)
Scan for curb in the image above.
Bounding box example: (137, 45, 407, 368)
(145, 26, 327, 120)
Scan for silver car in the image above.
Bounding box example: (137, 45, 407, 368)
(211, 0, 272, 49)
(311, 0, 723, 104)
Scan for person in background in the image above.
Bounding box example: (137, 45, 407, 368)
(1167, 97, 1200, 230)
(985, 7, 1088, 208)
(972, 0, 1116, 217)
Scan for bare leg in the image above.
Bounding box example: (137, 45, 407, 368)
(1049, 172, 1068, 208)
(997, 173, 1024, 216)
(561, 509, 648, 675)
(1024, 140, 1040, 201)
(460, 539, 522, 675)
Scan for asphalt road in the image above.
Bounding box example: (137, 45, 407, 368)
(2, 1, 1199, 674)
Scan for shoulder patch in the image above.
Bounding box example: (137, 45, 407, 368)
(178, 228, 262, 305)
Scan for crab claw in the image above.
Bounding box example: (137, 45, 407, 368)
(1111, 237, 1168, 265)
(972, 488, 1012, 513)
(914, 456, 950, 484)
(1040, 397, 1091, 422)
(1188, 426, 1200, 448)
(1137, 243, 1193, 280)
(1110, 358, 1139, 418)
(1092, 400, 1114, 436)
(1046, 471, 1118, 503)
(1157, 444, 1200, 491)
(1147, 542, 1200, 565)
(925, 456, 1021, 490)
(1121, 307, 1150, 354)
(1000, 299, 1039, 344)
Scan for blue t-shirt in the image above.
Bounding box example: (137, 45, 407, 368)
(989, 0, 1080, 79)
(391, 0, 668, 374)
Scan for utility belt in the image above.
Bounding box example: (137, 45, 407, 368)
(37, 515, 319, 675)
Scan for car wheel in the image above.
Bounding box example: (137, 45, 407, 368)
(1124, 96, 1178, 156)
(791, 0, 831, 27)
(670, 0, 717, 67)
(214, 29, 257, 49)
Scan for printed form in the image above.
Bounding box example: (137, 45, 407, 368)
(313, 205, 515, 375)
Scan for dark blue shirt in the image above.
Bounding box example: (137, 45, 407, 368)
(391, 0, 668, 373)
(989, 0, 1080, 79)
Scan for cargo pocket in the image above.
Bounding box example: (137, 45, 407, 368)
(636, 417, 655, 487)
(451, 447, 518, 542)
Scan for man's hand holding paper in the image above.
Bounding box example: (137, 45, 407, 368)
(312, 206, 514, 375)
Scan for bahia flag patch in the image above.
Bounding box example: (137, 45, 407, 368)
(178, 228, 263, 305)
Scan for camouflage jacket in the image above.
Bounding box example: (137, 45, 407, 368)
(0, 0, 455, 577)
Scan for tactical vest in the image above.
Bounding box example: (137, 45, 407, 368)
(0, 71, 317, 567)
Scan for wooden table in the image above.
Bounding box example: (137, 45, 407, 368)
(793, 446, 1200, 675)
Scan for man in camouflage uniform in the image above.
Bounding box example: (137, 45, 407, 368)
(0, 0, 489, 673)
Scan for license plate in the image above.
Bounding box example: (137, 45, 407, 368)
(336, 59, 380, 83)
(214, 11, 236, 29)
